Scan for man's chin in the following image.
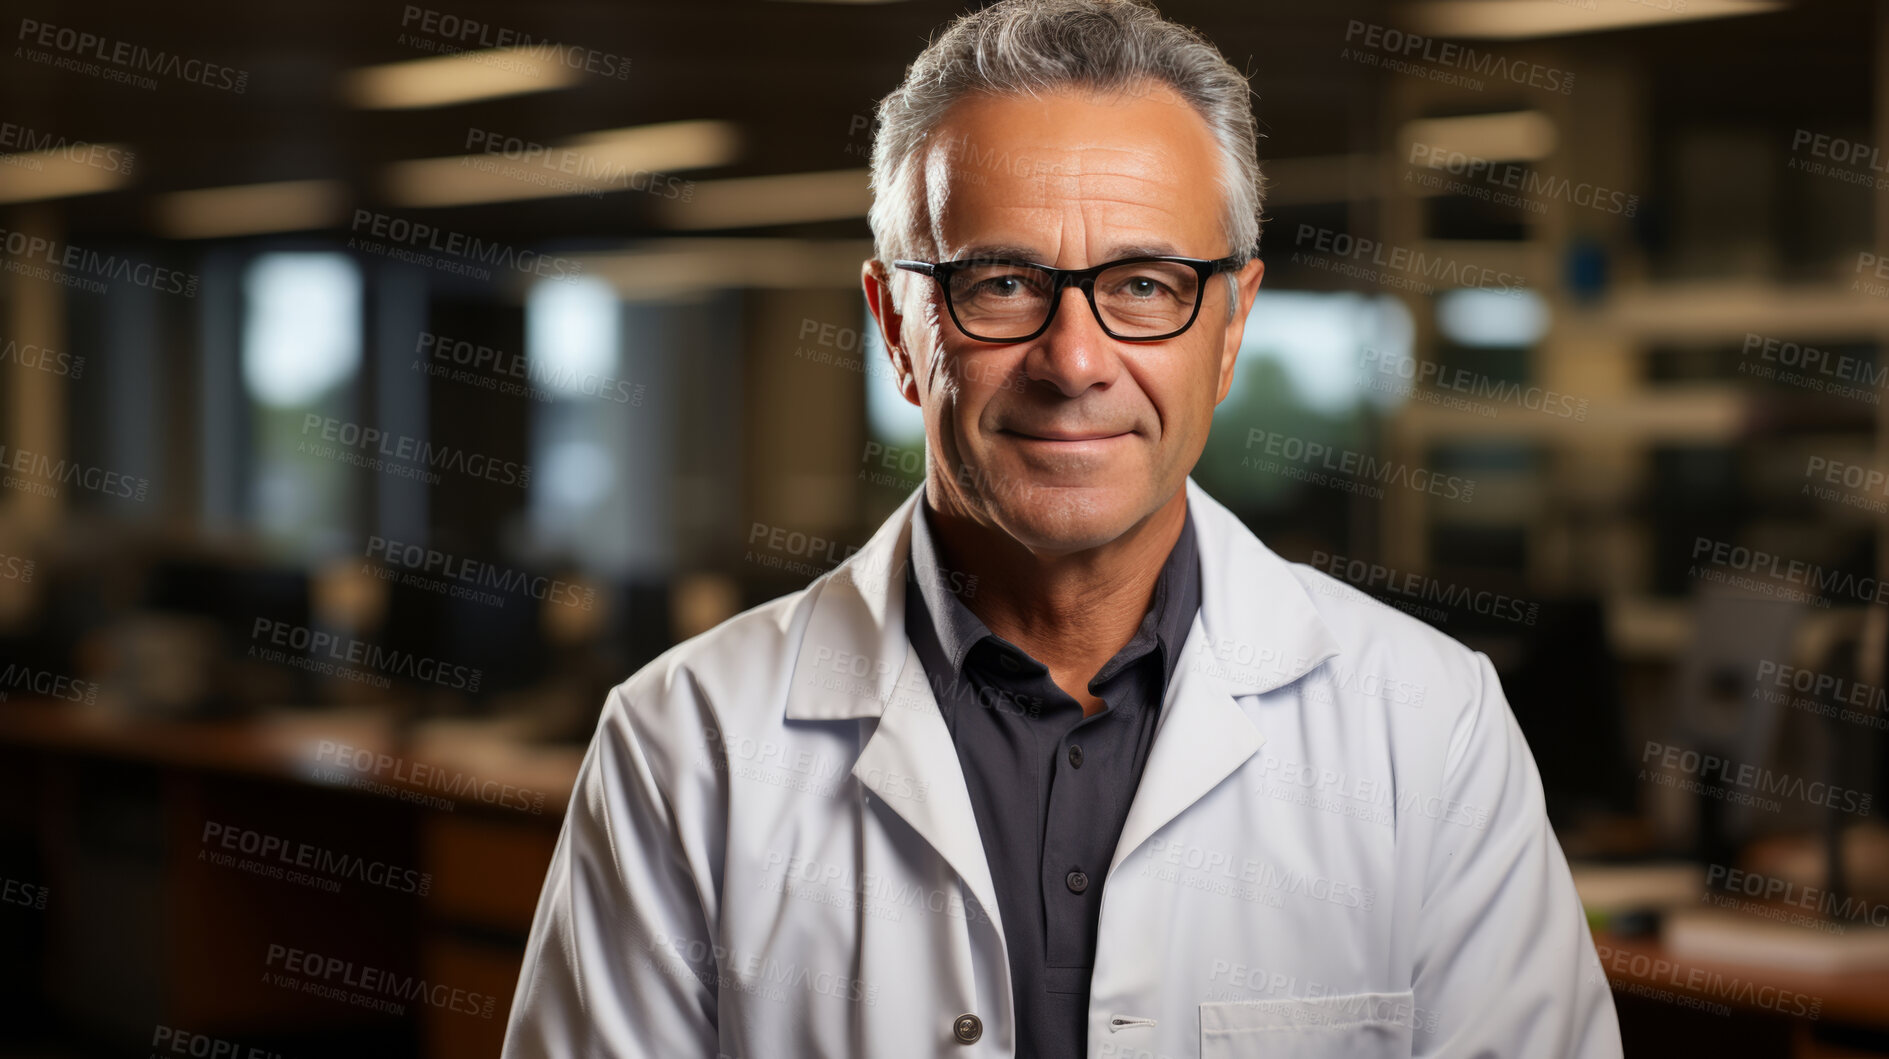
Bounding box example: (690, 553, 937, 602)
(983, 485, 1146, 554)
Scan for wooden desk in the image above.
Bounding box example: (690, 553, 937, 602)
(1596, 929, 1889, 1030)
(0, 701, 581, 810)
(1594, 929, 1889, 1057)
(0, 699, 585, 1059)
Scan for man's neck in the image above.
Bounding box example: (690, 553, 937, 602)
(922, 485, 1188, 709)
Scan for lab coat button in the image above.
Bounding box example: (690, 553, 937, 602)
(953, 1013, 982, 1043)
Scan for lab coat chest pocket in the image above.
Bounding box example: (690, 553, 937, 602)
(1199, 991, 1415, 1059)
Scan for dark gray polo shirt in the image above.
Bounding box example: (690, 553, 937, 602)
(902, 498, 1201, 1058)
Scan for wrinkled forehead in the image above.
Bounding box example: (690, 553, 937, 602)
(916, 82, 1228, 265)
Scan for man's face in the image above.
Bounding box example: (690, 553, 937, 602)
(864, 80, 1265, 555)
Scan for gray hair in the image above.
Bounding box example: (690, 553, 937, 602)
(866, 0, 1263, 316)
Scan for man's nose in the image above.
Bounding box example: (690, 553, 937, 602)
(1022, 284, 1119, 398)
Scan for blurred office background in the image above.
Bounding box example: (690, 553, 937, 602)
(1, 0, 1887, 1054)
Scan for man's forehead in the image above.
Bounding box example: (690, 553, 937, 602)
(924, 162, 1214, 263)
(918, 84, 1223, 262)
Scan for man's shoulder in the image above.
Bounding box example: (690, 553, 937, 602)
(1187, 479, 1483, 704)
(1277, 558, 1492, 721)
(1287, 560, 1472, 653)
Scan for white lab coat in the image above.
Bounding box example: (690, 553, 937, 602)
(502, 477, 1622, 1058)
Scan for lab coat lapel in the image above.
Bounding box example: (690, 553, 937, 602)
(1108, 618, 1264, 880)
(781, 485, 1006, 946)
(1108, 478, 1343, 878)
(852, 643, 1005, 938)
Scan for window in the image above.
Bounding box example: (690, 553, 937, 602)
(242, 252, 363, 555)
(527, 275, 630, 570)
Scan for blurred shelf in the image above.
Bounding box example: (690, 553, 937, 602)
(1391, 385, 1749, 442)
(1572, 281, 1889, 343)
(1412, 239, 1548, 286)
(1607, 595, 1694, 660)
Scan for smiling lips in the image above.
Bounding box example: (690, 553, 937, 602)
(1004, 428, 1132, 442)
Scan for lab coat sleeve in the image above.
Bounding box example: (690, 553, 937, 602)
(501, 690, 722, 1059)
(1410, 649, 1622, 1058)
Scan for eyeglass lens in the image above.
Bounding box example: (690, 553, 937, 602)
(945, 261, 1204, 339)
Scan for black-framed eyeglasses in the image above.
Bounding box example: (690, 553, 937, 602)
(892, 253, 1248, 343)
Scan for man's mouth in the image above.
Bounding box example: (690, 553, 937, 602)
(1001, 428, 1133, 442)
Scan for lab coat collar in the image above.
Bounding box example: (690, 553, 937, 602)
(782, 476, 1342, 953)
(782, 475, 1341, 718)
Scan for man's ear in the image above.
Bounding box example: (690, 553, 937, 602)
(1214, 257, 1265, 404)
(862, 259, 922, 409)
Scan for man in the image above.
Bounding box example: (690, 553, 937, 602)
(503, 1, 1622, 1056)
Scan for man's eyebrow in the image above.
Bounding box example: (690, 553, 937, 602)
(1104, 242, 1180, 259)
(950, 244, 1046, 262)
(947, 242, 1185, 264)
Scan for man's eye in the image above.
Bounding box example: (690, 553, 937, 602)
(1115, 275, 1173, 299)
(969, 274, 1033, 297)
